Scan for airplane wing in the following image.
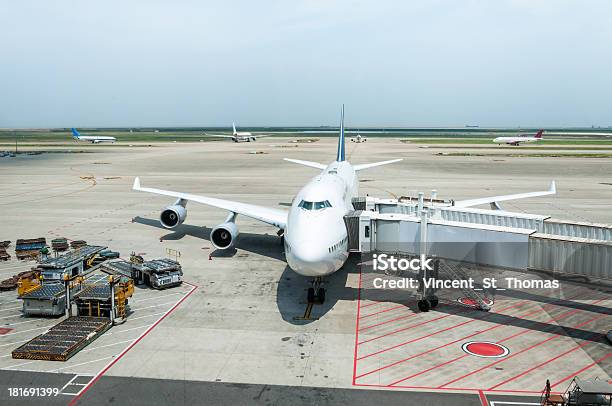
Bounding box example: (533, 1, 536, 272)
(203, 133, 236, 138)
(133, 177, 287, 229)
(283, 158, 326, 170)
(454, 181, 556, 208)
(252, 134, 271, 138)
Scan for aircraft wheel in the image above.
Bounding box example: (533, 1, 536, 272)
(317, 288, 326, 304)
(418, 299, 431, 312)
(429, 296, 439, 308)
(307, 288, 315, 304)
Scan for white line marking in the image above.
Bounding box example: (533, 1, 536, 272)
(1, 325, 52, 336)
(47, 356, 114, 373)
(58, 373, 95, 397)
(3, 360, 39, 370)
(131, 291, 181, 303)
(104, 324, 150, 335)
(120, 311, 166, 322)
(80, 339, 135, 353)
(490, 402, 540, 406)
(0, 306, 22, 313)
(129, 301, 181, 311)
(0, 312, 23, 319)
(0, 338, 30, 348)
(3, 318, 41, 327)
(59, 374, 81, 392)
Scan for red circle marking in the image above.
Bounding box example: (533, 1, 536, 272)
(462, 341, 509, 358)
(457, 297, 494, 307)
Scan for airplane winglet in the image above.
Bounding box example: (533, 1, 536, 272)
(133, 177, 141, 190)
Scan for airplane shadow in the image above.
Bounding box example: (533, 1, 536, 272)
(276, 255, 361, 325)
(132, 216, 284, 261)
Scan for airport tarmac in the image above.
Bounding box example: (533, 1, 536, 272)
(0, 138, 610, 405)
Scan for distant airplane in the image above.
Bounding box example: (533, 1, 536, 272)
(71, 128, 117, 144)
(133, 106, 556, 305)
(493, 130, 544, 146)
(351, 131, 367, 143)
(204, 123, 271, 142)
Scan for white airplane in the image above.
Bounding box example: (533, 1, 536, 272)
(133, 107, 556, 304)
(71, 128, 117, 144)
(351, 131, 367, 143)
(204, 123, 270, 142)
(493, 130, 544, 146)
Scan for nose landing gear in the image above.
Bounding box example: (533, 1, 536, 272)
(307, 277, 326, 304)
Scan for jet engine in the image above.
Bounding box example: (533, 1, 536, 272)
(211, 222, 239, 249)
(159, 205, 187, 229)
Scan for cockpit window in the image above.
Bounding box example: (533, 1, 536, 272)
(299, 200, 332, 210)
(298, 200, 313, 210)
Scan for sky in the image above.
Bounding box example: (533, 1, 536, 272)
(1, 1, 611, 128)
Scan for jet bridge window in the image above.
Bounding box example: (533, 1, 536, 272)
(298, 200, 332, 211)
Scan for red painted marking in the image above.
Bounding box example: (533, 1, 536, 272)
(357, 298, 530, 361)
(438, 313, 608, 388)
(359, 304, 405, 319)
(551, 354, 612, 388)
(358, 381, 556, 395)
(358, 319, 475, 361)
(68, 282, 198, 406)
(352, 268, 363, 385)
(458, 297, 494, 307)
(488, 335, 598, 390)
(478, 390, 488, 406)
(358, 313, 455, 344)
(359, 301, 384, 309)
(386, 296, 602, 385)
(355, 292, 585, 381)
(464, 342, 509, 358)
(355, 306, 526, 379)
(389, 354, 468, 386)
(0, 327, 14, 335)
(358, 310, 419, 331)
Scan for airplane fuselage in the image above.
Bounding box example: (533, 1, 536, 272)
(284, 160, 357, 277)
(232, 131, 256, 142)
(74, 136, 117, 144)
(493, 136, 538, 146)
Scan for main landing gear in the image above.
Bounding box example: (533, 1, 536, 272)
(307, 277, 326, 304)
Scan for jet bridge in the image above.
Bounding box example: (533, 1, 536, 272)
(345, 195, 611, 310)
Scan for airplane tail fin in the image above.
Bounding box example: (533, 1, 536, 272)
(232, 122, 237, 135)
(535, 130, 543, 139)
(336, 105, 345, 162)
(71, 128, 80, 139)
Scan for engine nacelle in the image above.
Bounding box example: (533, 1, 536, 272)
(159, 205, 187, 229)
(211, 222, 239, 249)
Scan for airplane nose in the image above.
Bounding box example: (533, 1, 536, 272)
(286, 240, 331, 276)
(292, 242, 327, 263)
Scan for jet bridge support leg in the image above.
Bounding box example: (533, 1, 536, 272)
(417, 259, 439, 312)
(416, 210, 439, 312)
